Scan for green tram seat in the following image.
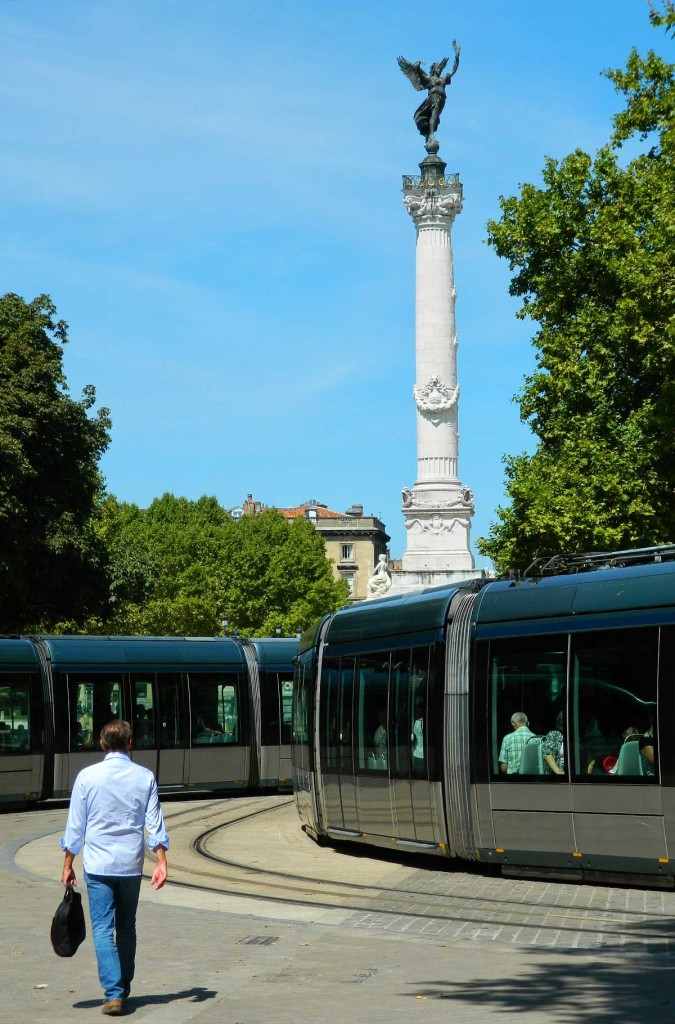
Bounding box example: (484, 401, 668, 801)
(518, 736, 545, 776)
(615, 735, 644, 777)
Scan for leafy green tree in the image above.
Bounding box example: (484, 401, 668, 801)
(0, 294, 111, 630)
(478, 16, 675, 573)
(95, 497, 348, 636)
(221, 509, 350, 636)
(95, 493, 231, 635)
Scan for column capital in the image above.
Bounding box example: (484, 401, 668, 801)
(402, 175, 463, 227)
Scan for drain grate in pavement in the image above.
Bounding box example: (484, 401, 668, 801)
(238, 935, 280, 946)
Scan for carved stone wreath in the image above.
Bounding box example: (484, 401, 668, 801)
(413, 375, 459, 414)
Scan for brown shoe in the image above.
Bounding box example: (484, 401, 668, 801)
(101, 1000, 124, 1016)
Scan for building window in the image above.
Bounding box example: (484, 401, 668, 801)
(341, 544, 354, 562)
(342, 572, 355, 595)
(306, 508, 317, 520)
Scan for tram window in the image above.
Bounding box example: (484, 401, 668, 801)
(68, 674, 124, 752)
(260, 672, 280, 746)
(158, 673, 183, 749)
(411, 647, 431, 778)
(572, 629, 658, 780)
(488, 641, 567, 777)
(130, 674, 155, 749)
(290, 659, 311, 770)
(338, 657, 355, 773)
(280, 677, 293, 745)
(391, 650, 412, 776)
(292, 659, 309, 749)
(189, 673, 239, 745)
(321, 657, 340, 769)
(261, 671, 294, 746)
(356, 653, 390, 772)
(0, 674, 33, 753)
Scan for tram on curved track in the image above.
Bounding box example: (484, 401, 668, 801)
(293, 545, 675, 887)
(0, 634, 297, 806)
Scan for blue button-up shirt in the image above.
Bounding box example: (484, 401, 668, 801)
(60, 752, 169, 876)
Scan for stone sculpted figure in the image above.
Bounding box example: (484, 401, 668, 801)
(367, 553, 392, 600)
(398, 42, 461, 149)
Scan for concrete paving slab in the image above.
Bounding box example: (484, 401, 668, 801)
(3, 799, 675, 1024)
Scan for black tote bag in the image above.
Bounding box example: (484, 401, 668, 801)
(50, 884, 86, 957)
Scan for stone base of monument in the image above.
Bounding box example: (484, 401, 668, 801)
(388, 566, 487, 597)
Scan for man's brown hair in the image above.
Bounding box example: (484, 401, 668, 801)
(100, 719, 132, 751)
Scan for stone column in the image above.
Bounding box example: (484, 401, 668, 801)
(399, 163, 474, 575)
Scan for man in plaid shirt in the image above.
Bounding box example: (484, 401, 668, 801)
(499, 712, 534, 774)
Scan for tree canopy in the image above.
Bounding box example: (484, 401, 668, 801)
(94, 494, 349, 636)
(0, 293, 111, 630)
(478, 13, 675, 573)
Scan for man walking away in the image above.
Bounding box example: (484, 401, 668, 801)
(60, 719, 169, 1016)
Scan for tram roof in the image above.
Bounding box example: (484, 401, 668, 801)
(477, 559, 675, 624)
(325, 583, 473, 646)
(0, 637, 41, 667)
(34, 635, 248, 670)
(245, 637, 298, 669)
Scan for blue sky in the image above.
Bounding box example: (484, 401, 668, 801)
(0, 1, 668, 566)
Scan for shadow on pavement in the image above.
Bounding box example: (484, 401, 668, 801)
(73, 986, 218, 1013)
(403, 919, 675, 1023)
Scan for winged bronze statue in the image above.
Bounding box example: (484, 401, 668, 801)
(398, 42, 461, 149)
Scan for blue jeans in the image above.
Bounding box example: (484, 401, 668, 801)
(84, 871, 142, 1001)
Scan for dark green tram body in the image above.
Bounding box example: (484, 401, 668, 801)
(0, 635, 298, 805)
(246, 637, 297, 789)
(293, 557, 675, 885)
(0, 638, 45, 802)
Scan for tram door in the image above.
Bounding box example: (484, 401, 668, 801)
(390, 651, 415, 839)
(129, 674, 157, 778)
(354, 653, 394, 836)
(154, 673, 186, 787)
(0, 668, 43, 803)
(390, 647, 435, 842)
(65, 674, 125, 792)
(409, 646, 435, 841)
(278, 676, 294, 785)
(129, 674, 187, 788)
(320, 657, 358, 831)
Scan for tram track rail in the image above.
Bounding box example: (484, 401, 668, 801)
(157, 796, 675, 948)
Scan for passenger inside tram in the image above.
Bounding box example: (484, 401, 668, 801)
(412, 697, 425, 762)
(14, 723, 28, 750)
(579, 716, 617, 775)
(498, 712, 534, 774)
(194, 715, 223, 742)
(72, 720, 87, 749)
(133, 705, 152, 748)
(542, 711, 565, 776)
(373, 710, 387, 768)
(639, 723, 656, 776)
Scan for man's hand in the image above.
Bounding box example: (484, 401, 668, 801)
(150, 862, 168, 889)
(150, 845, 168, 890)
(62, 853, 76, 887)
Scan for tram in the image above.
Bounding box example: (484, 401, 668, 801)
(293, 545, 675, 886)
(0, 634, 297, 806)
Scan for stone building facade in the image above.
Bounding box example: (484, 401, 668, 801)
(236, 495, 389, 602)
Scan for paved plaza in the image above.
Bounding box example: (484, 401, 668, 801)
(3, 797, 675, 1023)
